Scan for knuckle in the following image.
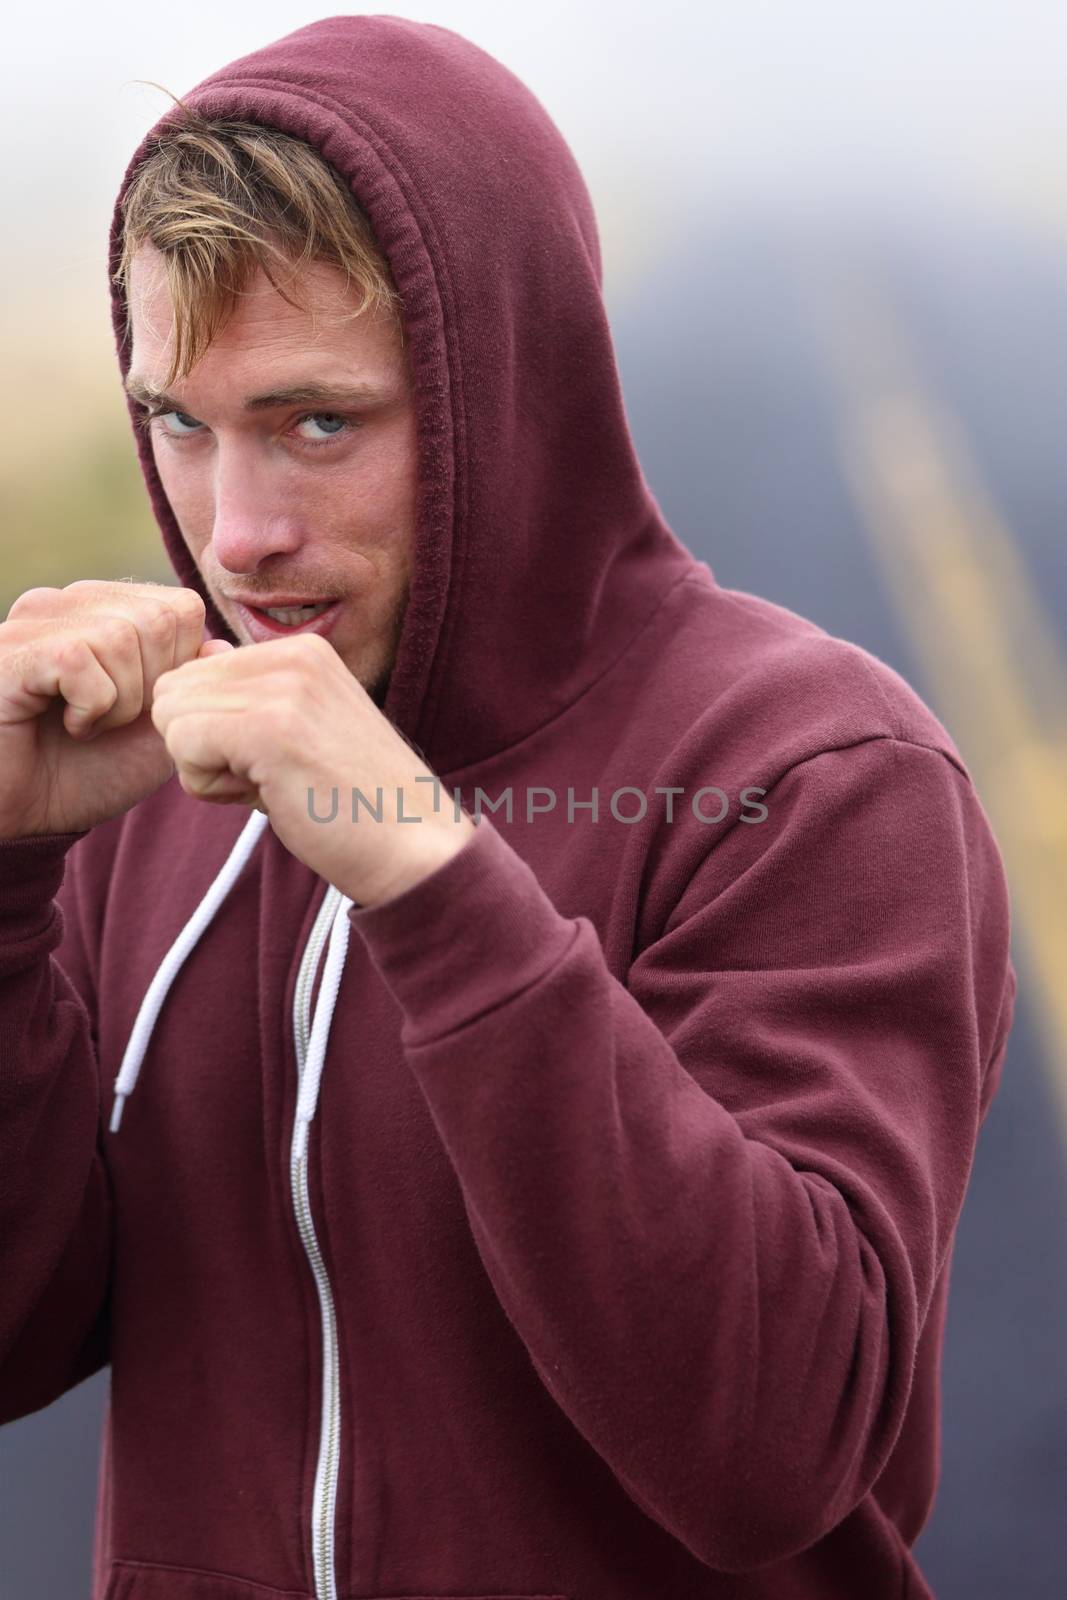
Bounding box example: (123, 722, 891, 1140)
(142, 600, 176, 636)
(7, 586, 61, 620)
(299, 631, 332, 656)
(174, 588, 206, 622)
(51, 635, 91, 674)
(284, 634, 328, 673)
(63, 579, 108, 599)
(100, 617, 142, 659)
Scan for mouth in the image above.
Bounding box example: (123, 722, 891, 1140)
(229, 597, 344, 642)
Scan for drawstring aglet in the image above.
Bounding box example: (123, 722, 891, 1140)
(109, 1092, 128, 1134)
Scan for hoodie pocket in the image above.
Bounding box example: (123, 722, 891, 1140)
(101, 1566, 302, 1600)
(102, 1565, 567, 1600)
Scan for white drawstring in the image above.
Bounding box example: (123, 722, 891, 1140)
(109, 809, 270, 1133)
(293, 893, 354, 1164)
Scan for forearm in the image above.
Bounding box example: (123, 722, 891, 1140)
(348, 744, 1009, 1571)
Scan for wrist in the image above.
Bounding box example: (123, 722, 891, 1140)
(351, 809, 478, 908)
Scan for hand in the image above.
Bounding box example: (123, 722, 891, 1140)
(0, 580, 212, 839)
(150, 632, 477, 907)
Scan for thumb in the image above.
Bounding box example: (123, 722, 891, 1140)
(198, 638, 237, 659)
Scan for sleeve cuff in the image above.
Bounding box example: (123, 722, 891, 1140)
(347, 814, 578, 1044)
(0, 831, 86, 937)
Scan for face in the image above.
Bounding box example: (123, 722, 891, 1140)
(126, 244, 418, 703)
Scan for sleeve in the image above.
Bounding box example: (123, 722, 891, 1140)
(346, 736, 1016, 1573)
(0, 830, 114, 1425)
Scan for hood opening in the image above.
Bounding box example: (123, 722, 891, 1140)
(109, 15, 698, 775)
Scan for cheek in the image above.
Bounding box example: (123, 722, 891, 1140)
(355, 428, 419, 532)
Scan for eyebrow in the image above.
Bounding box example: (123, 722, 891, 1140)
(123, 376, 401, 414)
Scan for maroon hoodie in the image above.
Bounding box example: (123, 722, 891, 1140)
(0, 15, 1016, 1600)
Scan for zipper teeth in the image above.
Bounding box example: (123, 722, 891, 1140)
(291, 885, 345, 1600)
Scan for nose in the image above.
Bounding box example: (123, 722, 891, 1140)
(209, 444, 305, 574)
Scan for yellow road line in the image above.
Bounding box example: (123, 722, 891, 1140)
(815, 268, 1067, 1137)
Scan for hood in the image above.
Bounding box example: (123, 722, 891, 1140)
(108, 13, 698, 776)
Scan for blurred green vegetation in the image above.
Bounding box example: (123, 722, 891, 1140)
(2, 423, 172, 617)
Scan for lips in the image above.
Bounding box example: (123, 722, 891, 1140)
(230, 598, 344, 643)
(259, 602, 333, 625)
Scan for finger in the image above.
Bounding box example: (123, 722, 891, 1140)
(16, 633, 122, 738)
(162, 712, 237, 799)
(5, 586, 62, 623)
(61, 582, 207, 713)
(74, 616, 147, 734)
(167, 588, 209, 667)
(124, 593, 179, 696)
(128, 587, 208, 693)
(151, 689, 253, 739)
(186, 770, 259, 806)
(197, 639, 236, 659)
(62, 581, 206, 708)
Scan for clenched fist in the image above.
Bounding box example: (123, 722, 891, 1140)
(149, 630, 476, 908)
(0, 579, 221, 839)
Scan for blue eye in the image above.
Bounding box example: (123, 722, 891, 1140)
(157, 411, 203, 435)
(295, 413, 350, 441)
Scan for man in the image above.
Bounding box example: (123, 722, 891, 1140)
(0, 16, 1015, 1600)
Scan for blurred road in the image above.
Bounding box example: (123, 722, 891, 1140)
(618, 195, 1067, 1599)
(1, 195, 1065, 1597)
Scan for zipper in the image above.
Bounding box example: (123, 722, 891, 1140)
(290, 883, 346, 1600)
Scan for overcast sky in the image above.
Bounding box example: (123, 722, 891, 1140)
(4, 1, 1067, 348)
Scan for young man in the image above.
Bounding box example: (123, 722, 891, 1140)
(0, 16, 1015, 1600)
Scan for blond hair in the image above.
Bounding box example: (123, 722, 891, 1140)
(115, 107, 403, 386)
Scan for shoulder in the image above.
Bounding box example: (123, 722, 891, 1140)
(650, 569, 970, 785)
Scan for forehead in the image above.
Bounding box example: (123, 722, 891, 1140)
(126, 243, 405, 382)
